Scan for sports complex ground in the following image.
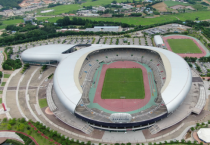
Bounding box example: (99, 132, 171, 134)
(163, 35, 207, 58)
(86, 61, 158, 113)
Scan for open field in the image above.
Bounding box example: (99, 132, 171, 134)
(37, 0, 124, 15)
(101, 68, 145, 99)
(152, 2, 168, 12)
(35, 10, 210, 25)
(168, 39, 202, 53)
(0, 19, 24, 30)
(37, 4, 81, 15)
(164, 1, 191, 7)
(3, 19, 23, 25)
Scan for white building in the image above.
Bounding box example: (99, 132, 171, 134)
(85, 26, 122, 32)
(154, 35, 164, 47)
(197, 128, 210, 143)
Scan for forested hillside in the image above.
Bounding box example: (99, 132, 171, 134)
(0, 0, 23, 9)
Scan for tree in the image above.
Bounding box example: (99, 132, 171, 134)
(0, 71, 2, 78)
(1, 32, 8, 37)
(112, 0, 117, 4)
(181, 139, 185, 143)
(193, 4, 203, 11)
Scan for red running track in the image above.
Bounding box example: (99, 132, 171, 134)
(93, 61, 151, 112)
(163, 35, 206, 58)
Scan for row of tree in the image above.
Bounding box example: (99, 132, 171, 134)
(3, 17, 210, 46)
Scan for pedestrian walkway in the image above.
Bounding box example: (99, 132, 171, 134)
(0, 131, 23, 143)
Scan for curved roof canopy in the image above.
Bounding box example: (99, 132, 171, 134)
(21, 44, 192, 114)
(197, 128, 210, 143)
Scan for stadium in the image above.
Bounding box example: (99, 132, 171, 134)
(21, 44, 205, 135)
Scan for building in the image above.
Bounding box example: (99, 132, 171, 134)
(76, 10, 90, 16)
(85, 26, 122, 32)
(83, 14, 99, 17)
(20, 44, 198, 134)
(57, 29, 79, 32)
(197, 128, 210, 143)
(154, 35, 164, 47)
(23, 17, 34, 24)
(101, 14, 112, 17)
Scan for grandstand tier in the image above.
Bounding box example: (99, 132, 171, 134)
(74, 48, 168, 130)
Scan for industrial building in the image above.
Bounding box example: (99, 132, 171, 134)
(85, 26, 122, 32)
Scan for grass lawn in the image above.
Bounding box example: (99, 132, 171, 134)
(168, 39, 202, 53)
(37, 4, 81, 15)
(39, 98, 48, 108)
(0, 98, 2, 103)
(164, 1, 191, 7)
(0, 19, 24, 30)
(0, 91, 2, 94)
(4, 74, 10, 78)
(3, 19, 23, 25)
(1, 82, 6, 86)
(101, 68, 145, 99)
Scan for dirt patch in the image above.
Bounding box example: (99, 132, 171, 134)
(203, 0, 210, 5)
(136, 5, 142, 8)
(152, 2, 167, 12)
(185, 131, 191, 139)
(170, 5, 185, 9)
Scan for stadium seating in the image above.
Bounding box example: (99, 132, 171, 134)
(46, 83, 57, 112)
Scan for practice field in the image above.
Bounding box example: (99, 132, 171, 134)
(164, 1, 191, 7)
(101, 68, 145, 99)
(167, 39, 202, 54)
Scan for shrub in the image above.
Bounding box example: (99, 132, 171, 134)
(8, 118, 16, 126)
(41, 65, 47, 72)
(0, 71, 2, 78)
(3, 59, 22, 70)
(7, 124, 12, 130)
(3, 118, 7, 122)
(20, 118, 26, 123)
(181, 139, 185, 143)
(16, 132, 35, 145)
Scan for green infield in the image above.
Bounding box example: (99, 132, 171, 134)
(101, 68, 145, 99)
(168, 39, 202, 54)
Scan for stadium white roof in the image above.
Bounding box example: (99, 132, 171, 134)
(21, 44, 192, 113)
(197, 128, 210, 143)
(154, 35, 163, 45)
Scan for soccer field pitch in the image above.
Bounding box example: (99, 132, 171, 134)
(167, 39, 202, 54)
(101, 68, 145, 99)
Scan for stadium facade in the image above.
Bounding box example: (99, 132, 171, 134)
(21, 44, 192, 133)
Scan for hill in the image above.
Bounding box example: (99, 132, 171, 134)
(0, 0, 23, 9)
